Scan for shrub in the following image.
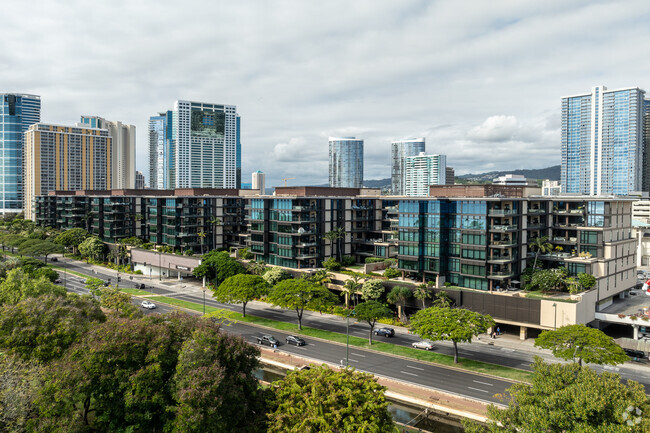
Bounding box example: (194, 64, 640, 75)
(238, 248, 254, 260)
(383, 268, 400, 279)
(322, 257, 341, 271)
(341, 255, 355, 266)
(383, 258, 397, 266)
(134, 270, 143, 275)
(183, 249, 194, 256)
(364, 257, 384, 264)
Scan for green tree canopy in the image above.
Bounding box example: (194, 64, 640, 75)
(0, 355, 46, 432)
(261, 266, 292, 286)
(267, 279, 338, 330)
(193, 250, 246, 283)
(78, 236, 106, 261)
(267, 365, 396, 433)
(361, 279, 385, 301)
(354, 301, 393, 344)
(97, 287, 141, 318)
(534, 324, 629, 366)
(529, 268, 567, 294)
(465, 358, 650, 433)
(577, 272, 597, 291)
(34, 267, 59, 283)
(213, 274, 268, 317)
(409, 307, 494, 363)
(0, 293, 105, 362)
(413, 283, 431, 309)
(54, 228, 90, 255)
(386, 286, 411, 321)
(19, 240, 64, 263)
(0, 268, 66, 307)
(528, 235, 552, 273)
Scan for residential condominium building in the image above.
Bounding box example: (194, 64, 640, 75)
(252, 170, 265, 195)
(561, 85, 647, 196)
(24, 123, 112, 220)
(329, 137, 364, 188)
(391, 138, 425, 194)
(135, 171, 145, 189)
(149, 101, 241, 190)
(79, 116, 136, 189)
(0, 93, 40, 213)
(403, 152, 446, 196)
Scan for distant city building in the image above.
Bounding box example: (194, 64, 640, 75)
(541, 179, 561, 196)
(391, 138, 425, 194)
(329, 137, 364, 188)
(240, 183, 252, 189)
(24, 123, 112, 220)
(252, 170, 265, 195)
(149, 101, 241, 189)
(79, 116, 136, 189)
(644, 100, 650, 192)
(561, 85, 647, 195)
(445, 167, 455, 185)
(403, 153, 446, 196)
(493, 174, 536, 187)
(0, 93, 40, 213)
(135, 171, 145, 189)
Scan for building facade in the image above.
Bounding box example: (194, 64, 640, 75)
(329, 137, 364, 188)
(445, 167, 455, 185)
(0, 93, 40, 213)
(149, 101, 240, 190)
(80, 116, 136, 189)
(252, 170, 265, 195)
(561, 85, 647, 196)
(24, 123, 112, 220)
(135, 171, 145, 189)
(391, 138, 425, 194)
(403, 153, 446, 196)
(542, 179, 561, 196)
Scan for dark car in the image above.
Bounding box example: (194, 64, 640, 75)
(624, 348, 646, 361)
(374, 327, 395, 337)
(285, 335, 306, 346)
(136, 283, 145, 290)
(103, 280, 110, 286)
(257, 335, 279, 347)
(50, 257, 58, 262)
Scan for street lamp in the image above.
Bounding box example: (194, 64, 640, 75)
(552, 303, 557, 330)
(202, 287, 206, 315)
(345, 310, 356, 366)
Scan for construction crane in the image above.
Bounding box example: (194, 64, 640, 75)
(281, 177, 295, 186)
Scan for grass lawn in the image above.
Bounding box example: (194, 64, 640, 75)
(119, 288, 151, 296)
(149, 295, 533, 382)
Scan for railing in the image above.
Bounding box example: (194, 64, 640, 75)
(491, 224, 518, 231)
(527, 208, 546, 214)
(488, 209, 518, 216)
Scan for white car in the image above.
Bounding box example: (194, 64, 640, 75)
(411, 340, 434, 350)
(141, 300, 156, 309)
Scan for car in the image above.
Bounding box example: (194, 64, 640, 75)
(50, 257, 58, 262)
(624, 348, 646, 361)
(54, 279, 62, 284)
(374, 327, 395, 337)
(285, 335, 306, 346)
(257, 335, 279, 347)
(140, 300, 156, 309)
(136, 283, 145, 290)
(411, 340, 435, 350)
(103, 280, 110, 286)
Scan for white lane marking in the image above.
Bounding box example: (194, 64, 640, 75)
(351, 352, 366, 357)
(468, 387, 489, 393)
(473, 380, 493, 386)
(349, 359, 359, 363)
(351, 331, 366, 335)
(406, 365, 424, 371)
(500, 348, 515, 353)
(400, 370, 418, 377)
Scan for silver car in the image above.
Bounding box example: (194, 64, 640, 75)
(411, 340, 434, 350)
(141, 300, 156, 309)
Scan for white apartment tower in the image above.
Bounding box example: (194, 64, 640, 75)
(252, 170, 265, 195)
(391, 138, 425, 194)
(404, 153, 446, 196)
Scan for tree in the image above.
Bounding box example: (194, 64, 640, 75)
(323, 227, 345, 260)
(54, 228, 90, 255)
(530, 268, 567, 294)
(19, 239, 64, 263)
(342, 277, 363, 308)
(209, 216, 222, 251)
(78, 236, 106, 261)
(0, 293, 105, 362)
(197, 230, 207, 254)
(0, 269, 66, 307)
(246, 260, 267, 276)
(464, 358, 650, 433)
(432, 290, 454, 308)
(213, 274, 268, 317)
(321, 257, 341, 271)
(534, 324, 629, 366)
(34, 267, 59, 283)
(267, 279, 338, 330)
(261, 266, 292, 286)
(192, 250, 246, 285)
(577, 272, 597, 291)
(413, 283, 431, 309)
(354, 301, 393, 344)
(306, 269, 333, 286)
(361, 279, 385, 301)
(386, 286, 411, 322)
(267, 365, 396, 433)
(0, 355, 46, 433)
(84, 277, 105, 296)
(172, 327, 267, 433)
(528, 235, 552, 273)
(97, 287, 142, 318)
(409, 307, 494, 363)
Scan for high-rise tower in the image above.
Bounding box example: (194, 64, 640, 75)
(403, 152, 446, 196)
(329, 136, 364, 188)
(391, 138, 425, 194)
(561, 85, 646, 195)
(0, 93, 40, 213)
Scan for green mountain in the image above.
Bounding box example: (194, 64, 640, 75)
(457, 165, 560, 182)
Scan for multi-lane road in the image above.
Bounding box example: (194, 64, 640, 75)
(56, 257, 650, 403)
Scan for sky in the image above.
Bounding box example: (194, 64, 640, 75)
(2, 0, 650, 188)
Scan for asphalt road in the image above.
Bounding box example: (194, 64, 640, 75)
(56, 257, 650, 397)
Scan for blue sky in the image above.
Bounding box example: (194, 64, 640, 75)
(2, 0, 650, 187)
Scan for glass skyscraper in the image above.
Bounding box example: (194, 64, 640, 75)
(391, 138, 425, 194)
(329, 137, 364, 188)
(0, 94, 40, 213)
(148, 101, 240, 190)
(561, 85, 646, 195)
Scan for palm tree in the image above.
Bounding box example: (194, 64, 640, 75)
(529, 235, 552, 273)
(197, 230, 207, 254)
(209, 217, 222, 251)
(324, 227, 345, 260)
(414, 283, 431, 309)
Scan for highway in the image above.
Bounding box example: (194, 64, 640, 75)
(55, 257, 650, 400)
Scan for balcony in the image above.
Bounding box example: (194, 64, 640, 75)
(488, 209, 518, 216)
(527, 208, 546, 214)
(526, 223, 545, 230)
(488, 270, 516, 279)
(553, 237, 577, 245)
(490, 240, 517, 248)
(487, 255, 517, 264)
(490, 224, 518, 231)
(296, 242, 318, 248)
(296, 253, 319, 259)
